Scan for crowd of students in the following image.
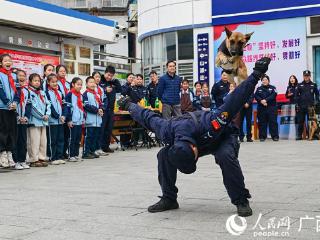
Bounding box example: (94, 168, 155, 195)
(0, 53, 120, 170)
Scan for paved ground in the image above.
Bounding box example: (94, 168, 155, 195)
(0, 140, 320, 240)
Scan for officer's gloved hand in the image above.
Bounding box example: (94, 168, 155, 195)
(118, 96, 132, 111)
(253, 57, 272, 79)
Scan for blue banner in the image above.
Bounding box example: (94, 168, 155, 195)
(212, 0, 320, 25)
(197, 33, 210, 84)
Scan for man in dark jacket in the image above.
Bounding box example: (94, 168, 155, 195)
(295, 70, 320, 140)
(99, 66, 122, 153)
(118, 57, 272, 217)
(158, 61, 182, 119)
(147, 71, 159, 108)
(211, 70, 230, 108)
(239, 94, 254, 142)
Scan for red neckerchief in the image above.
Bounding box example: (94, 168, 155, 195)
(28, 86, 44, 103)
(86, 88, 102, 106)
(96, 86, 102, 97)
(58, 77, 68, 95)
(0, 68, 17, 94)
(48, 86, 62, 106)
(20, 87, 26, 108)
(203, 92, 210, 97)
(70, 88, 84, 112)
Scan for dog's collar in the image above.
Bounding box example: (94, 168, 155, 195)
(218, 40, 233, 57)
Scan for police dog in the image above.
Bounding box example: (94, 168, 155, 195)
(308, 104, 320, 140)
(216, 27, 254, 85)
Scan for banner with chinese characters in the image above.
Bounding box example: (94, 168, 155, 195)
(0, 48, 60, 77)
(197, 33, 210, 84)
(213, 17, 307, 102)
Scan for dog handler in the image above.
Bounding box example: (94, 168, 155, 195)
(119, 57, 271, 217)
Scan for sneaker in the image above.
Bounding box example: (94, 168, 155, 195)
(96, 150, 109, 156)
(15, 163, 24, 170)
(239, 138, 244, 142)
(75, 156, 83, 161)
(0, 151, 9, 168)
(247, 138, 253, 142)
(148, 197, 179, 213)
(82, 153, 95, 159)
(20, 162, 30, 169)
(272, 137, 279, 141)
(68, 157, 78, 162)
(57, 160, 66, 164)
(6, 152, 15, 167)
(260, 138, 266, 142)
(30, 161, 44, 167)
(236, 201, 253, 217)
(50, 160, 60, 165)
(102, 147, 114, 153)
(92, 152, 100, 158)
(39, 160, 49, 167)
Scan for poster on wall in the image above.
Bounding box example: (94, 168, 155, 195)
(213, 17, 307, 102)
(0, 48, 60, 77)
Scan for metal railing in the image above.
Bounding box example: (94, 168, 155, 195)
(41, 0, 128, 9)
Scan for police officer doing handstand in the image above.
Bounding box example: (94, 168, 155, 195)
(118, 57, 272, 217)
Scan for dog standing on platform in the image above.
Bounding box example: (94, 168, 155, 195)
(215, 27, 253, 86)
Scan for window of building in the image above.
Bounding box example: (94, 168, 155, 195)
(178, 29, 194, 60)
(151, 34, 163, 64)
(310, 16, 320, 34)
(78, 63, 91, 76)
(64, 44, 76, 60)
(163, 32, 176, 61)
(64, 61, 75, 74)
(80, 47, 91, 58)
(143, 37, 151, 65)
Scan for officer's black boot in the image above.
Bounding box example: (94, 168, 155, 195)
(148, 197, 179, 213)
(236, 200, 253, 217)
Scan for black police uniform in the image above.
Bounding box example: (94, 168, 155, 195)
(254, 84, 279, 140)
(239, 94, 254, 141)
(147, 81, 159, 108)
(127, 73, 263, 206)
(295, 78, 320, 139)
(127, 85, 147, 104)
(211, 80, 230, 107)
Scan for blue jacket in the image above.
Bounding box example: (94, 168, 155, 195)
(28, 87, 51, 127)
(45, 87, 66, 125)
(16, 87, 32, 124)
(83, 90, 103, 127)
(0, 71, 20, 110)
(58, 80, 71, 98)
(65, 92, 85, 126)
(158, 73, 182, 105)
(255, 84, 277, 108)
(211, 80, 230, 107)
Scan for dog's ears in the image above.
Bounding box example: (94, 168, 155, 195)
(224, 27, 232, 38)
(245, 32, 254, 41)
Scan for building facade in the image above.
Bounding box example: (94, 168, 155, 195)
(138, 0, 320, 97)
(0, 0, 116, 81)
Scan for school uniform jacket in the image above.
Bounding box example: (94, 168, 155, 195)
(83, 90, 103, 127)
(0, 71, 20, 110)
(45, 87, 66, 125)
(28, 87, 51, 127)
(16, 87, 32, 124)
(65, 92, 85, 126)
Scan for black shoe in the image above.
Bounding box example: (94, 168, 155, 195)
(239, 138, 244, 142)
(103, 147, 114, 153)
(148, 197, 179, 213)
(296, 137, 302, 141)
(92, 152, 100, 158)
(82, 153, 95, 159)
(236, 201, 253, 217)
(247, 138, 253, 142)
(260, 138, 266, 142)
(272, 137, 279, 141)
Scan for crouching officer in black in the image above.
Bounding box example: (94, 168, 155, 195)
(118, 58, 272, 217)
(295, 70, 320, 140)
(254, 75, 279, 141)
